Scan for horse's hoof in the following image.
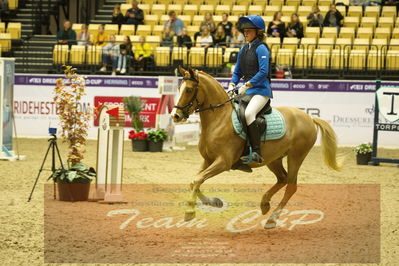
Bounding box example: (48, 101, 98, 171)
(184, 210, 196, 221)
(209, 197, 223, 208)
(260, 202, 271, 215)
(264, 220, 276, 229)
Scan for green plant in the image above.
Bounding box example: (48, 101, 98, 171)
(354, 143, 373, 155)
(123, 96, 146, 132)
(49, 163, 96, 184)
(148, 128, 168, 143)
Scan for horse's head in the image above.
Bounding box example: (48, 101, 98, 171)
(172, 66, 203, 123)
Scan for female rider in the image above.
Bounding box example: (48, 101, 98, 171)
(227, 15, 273, 164)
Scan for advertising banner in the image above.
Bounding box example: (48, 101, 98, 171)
(1, 58, 15, 152)
(12, 74, 399, 146)
(0, 60, 14, 151)
(93, 96, 160, 128)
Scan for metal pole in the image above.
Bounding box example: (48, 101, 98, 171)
(370, 80, 381, 166)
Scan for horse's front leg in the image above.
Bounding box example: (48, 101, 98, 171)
(185, 157, 229, 221)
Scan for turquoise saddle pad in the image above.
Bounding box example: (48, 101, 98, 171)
(232, 103, 287, 141)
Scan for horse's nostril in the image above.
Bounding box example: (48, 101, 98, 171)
(174, 114, 180, 120)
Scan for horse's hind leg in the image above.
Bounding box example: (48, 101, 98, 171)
(185, 157, 229, 221)
(260, 158, 288, 215)
(265, 149, 310, 229)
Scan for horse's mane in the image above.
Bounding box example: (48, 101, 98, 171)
(197, 70, 226, 93)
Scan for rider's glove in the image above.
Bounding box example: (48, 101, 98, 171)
(238, 82, 252, 95)
(227, 83, 236, 95)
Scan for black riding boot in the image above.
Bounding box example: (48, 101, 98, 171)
(240, 121, 264, 164)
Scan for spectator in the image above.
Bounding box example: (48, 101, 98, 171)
(0, 0, 9, 10)
(323, 4, 344, 29)
(164, 11, 185, 35)
(125, 0, 144, 33)
(112, 4, 125, 29)
(384, 0, 399, 13)
(93, 25, 108, 47)
(200, 12, 216, 34)
(161, 26, 174, 49)
(267, 12, 285, 40)
(56, 20, 76, 46)
(117, 36, 133, 74)
(286, 13, 304, 39)
(100, 35, 120, 76)
(177, 27, 192, 49)
(196, 26, 213, 48)
(77, 24, 90, 46)
(230, 25, 244, 48)
(307, 6, 324, 28)
(194, 25, 206, 43)
(218, 13, 233, 37)
(133, 36, 153, 71)
(350, 0, 381, 10)
(213, 24, 229, 48)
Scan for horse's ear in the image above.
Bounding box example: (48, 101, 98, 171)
(177, 65, 186, 76)
(188, 67, 195, 78)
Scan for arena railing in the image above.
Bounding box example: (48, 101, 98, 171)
(50, 40, 233, 76)
(269, 42, 399, 80)
(8, 38, 399, 80)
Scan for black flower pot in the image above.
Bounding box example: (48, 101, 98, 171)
(148, 141, 163, 152)
(356, 152, 372, 165)
(132, 139, 148, 152)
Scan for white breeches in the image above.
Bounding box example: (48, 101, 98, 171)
(245, 95, 270, 125)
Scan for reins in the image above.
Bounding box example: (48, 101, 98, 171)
(195, 96, 235, 113)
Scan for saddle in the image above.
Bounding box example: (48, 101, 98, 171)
(231, 94, 272, 173)
(234, 94, 272, 136)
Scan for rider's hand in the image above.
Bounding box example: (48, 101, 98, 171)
(238, 84, 248, 95)
(227, 83, 236, 95)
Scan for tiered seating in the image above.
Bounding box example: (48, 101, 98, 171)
(0, 22, 22, 53)
(48, 0, 399, 72)
(8, 0, 19, 9)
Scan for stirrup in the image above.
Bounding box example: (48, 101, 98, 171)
(240, 148, 264, 164)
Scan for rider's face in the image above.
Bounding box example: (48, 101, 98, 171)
(244, 29, 257, 43)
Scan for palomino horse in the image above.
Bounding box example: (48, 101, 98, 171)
(172, 67, 340, 228)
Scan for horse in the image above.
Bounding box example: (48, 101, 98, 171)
(171, 66, 341, 228)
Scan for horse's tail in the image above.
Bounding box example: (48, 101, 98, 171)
(312, 117, 341, 171)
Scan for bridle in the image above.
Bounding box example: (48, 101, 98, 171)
(173, 76, 201, 119)
(174, 73, 236, 119)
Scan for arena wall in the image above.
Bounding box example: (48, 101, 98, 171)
(13, 74, 399, 146)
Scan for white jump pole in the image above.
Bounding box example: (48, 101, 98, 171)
(92, 105, 125, 203)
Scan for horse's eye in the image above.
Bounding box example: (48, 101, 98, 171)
(186, 88, 193, 94)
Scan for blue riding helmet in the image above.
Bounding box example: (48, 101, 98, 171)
(238, 15, 265, 31)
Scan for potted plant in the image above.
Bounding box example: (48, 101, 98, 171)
(50, 66, 95, 201)
(147, 128, 168, 152)
(354, 143, 373, 165)
(49, 163, 96, 201)
(128, 130, 148, 151)
(123, 96, 148, 151)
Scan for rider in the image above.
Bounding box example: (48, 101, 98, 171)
(227, 15, 272, 164)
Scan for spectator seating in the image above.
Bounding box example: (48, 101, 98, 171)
(46, 0, 399, 72)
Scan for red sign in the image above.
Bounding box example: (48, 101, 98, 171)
(94, 96, 160, 128)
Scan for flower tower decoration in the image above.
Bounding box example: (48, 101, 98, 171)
(50, 66, 96, 201)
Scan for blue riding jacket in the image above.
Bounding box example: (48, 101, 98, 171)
(230, 39, 273, 98)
